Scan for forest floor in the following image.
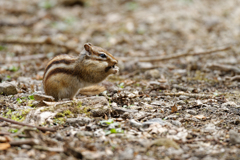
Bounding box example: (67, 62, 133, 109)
(0, 0, 240, 159)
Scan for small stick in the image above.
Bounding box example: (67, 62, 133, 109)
(159, 93, 213, 99)
(117, 46, 231, 62)
(0, 37, 79, 54)
(207, 63, 240, 74)
(229, 75, 240, 81)
(10, 139, 40, 146)
(0, 116, 56, 132)
(0, 13, 47, 27)
(34, 145, 64, 152)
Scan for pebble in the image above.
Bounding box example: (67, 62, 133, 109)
(66, 117, 92, 126)
(179, 95, 189, 100)
(229, 130, 240, 144)
(0, 82, 18, 95)
(143, 97, 151, 102)
(171, 120, 182, 127)
(129, 119, 142, 128)
(142, 118, 171, 128)
(186, 109, 197, 115)
(145, 69, 160, 79)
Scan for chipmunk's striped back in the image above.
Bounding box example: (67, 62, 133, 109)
(42, 43, 119, 100)
(43, 55, 77, 89)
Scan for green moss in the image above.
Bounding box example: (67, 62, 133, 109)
(53, 117, 66, 125)
(55, 109, 72, 118)
(40, 107, 55, 112)
(3, 108, 31, 122)
(69, 101, 91, 116)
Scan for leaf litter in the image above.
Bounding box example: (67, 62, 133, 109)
(0, 0, 240, 159)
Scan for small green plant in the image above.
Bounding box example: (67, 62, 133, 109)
(100, 119, 124, 135)
(118, 82, 125, 88)
(8, 66, 19, 72)
(0, 45, 6, 51)
(17, 98, 23, 103)
(6, 75, 11, 79)
(105, 128, 124, 135)
(28, 95, 34, 100)
(126, 1, 138, 11)
(39, 0, 55, 9)
(8, 129, 19, 133)
(100, 119, 114, 126)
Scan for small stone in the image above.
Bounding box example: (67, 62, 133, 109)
(0, 82, 18, 95)
(222, 101, 238, 108)
(66, 117, 92, 126)
(203, 124, 216, 133)
(186, 109, 197, 115)
(142, 118, 171, 128)
(176, 100, 186, 105)
(171, 120, 182, 127)
(179, 95, 189, 100)
(168, 130, 177, 135)
(82, 96, 109, 107)
(145, 69, 160, 79)
(18, 77, 33, 84)
(229, 130, 240, 144)
(91, 106, 110, 117)
(149, 138, 180, 149)
(129, 119, 142, 128)
(138, 62, 153, 69)
(143, 97, 151, 102)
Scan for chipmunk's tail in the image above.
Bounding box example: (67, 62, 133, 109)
(79, 85, 106, 96)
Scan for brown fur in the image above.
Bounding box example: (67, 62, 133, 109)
(79, 86, 106, 96)
(43, 43, 118, 101)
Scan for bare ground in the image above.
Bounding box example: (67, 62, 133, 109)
(0, 0, 240, 159)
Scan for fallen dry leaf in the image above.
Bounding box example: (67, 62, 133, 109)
(194, 115, 207, 120)
(171, 105, 178, 113)
(0, 143, 11, 150)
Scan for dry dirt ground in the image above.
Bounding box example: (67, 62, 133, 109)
(0, 0, 240, 159)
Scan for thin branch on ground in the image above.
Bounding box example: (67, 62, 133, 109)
(0, 36, 79, 54)
(7, 53, 47, 62)
(0, 116, 56, 132)
(10, 138, 40, 146)
(229, 75, 240, 81)
(117, 46, 231, 62)
(207, 63, 240, 74)
(159, 93, 213, 99)
(34, 145, 64, 152)
(0, 13, 47, 27)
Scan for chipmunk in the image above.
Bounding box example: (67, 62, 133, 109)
(43, 43, 118, 101)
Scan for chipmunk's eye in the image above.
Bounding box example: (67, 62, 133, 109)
(99, 53, 107, 58)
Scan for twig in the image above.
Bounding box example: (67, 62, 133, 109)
(229, 75, 240, 81)
(7, 53, 47, 62)
(117, 46, 231, 62)
(34, 145, 64, 152)
(10, 139, 40, 146)
(207, 64, 240, 74)
(0, 132, 10, 136)
(0, 116, 56, 132)
(0, 13, 47, 27)
(0, 36, 79, 54)
(159, 93, 213, 99)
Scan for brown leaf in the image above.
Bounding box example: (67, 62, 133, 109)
(171, 105, 178, 113)
(0, 143, 11, 150)
(194, 115, 206, 120)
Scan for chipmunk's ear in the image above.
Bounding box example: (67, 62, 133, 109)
(84, 43, 93, 56)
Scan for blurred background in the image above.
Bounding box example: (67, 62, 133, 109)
(0, 0, 239, 78)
